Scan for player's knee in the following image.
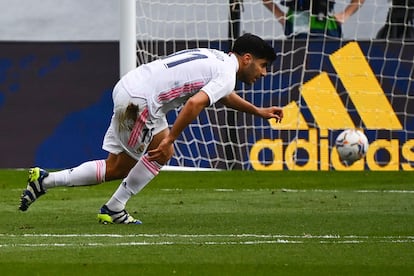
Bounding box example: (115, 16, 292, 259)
(105, 155, 136, 180)
(105, 164, 128, 180)
(110, 166, 130, 180)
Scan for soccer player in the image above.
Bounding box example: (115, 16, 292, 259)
(19, 33, 284, 224)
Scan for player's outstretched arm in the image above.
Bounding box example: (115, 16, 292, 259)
(219, 92, 283, 122)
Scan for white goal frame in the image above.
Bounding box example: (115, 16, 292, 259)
(120, 0, 137, 77)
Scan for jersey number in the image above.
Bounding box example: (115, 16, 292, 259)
(164, 52, 208, 68)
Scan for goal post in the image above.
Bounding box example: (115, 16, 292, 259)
(120, 0, 136, 77)
(122, 0, 414, 171)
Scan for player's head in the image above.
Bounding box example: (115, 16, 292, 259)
(232, 33, 276, 63)
(232, 33, 276, 84)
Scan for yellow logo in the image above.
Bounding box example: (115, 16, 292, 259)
(250, 42, 411, 171)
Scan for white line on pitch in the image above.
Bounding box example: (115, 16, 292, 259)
(158, 188, 414, 194)
(1, 238, 414, 248)
(1, 233, 414, 239)
(1, 233, 413, 248)
(279, 189, 414, 193)
(11, 188, 414, 193)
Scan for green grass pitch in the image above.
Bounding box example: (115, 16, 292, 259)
(1, 169, 414, 275)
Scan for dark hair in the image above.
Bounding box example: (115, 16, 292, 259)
(232, 33, 276, 62)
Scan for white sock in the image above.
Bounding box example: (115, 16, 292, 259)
(43, 160, 106, 189)
(105, 154, 162, 212)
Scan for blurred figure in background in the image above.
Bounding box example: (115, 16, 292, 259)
(262, 0, 365, 38)
(376, 0, 414, 40)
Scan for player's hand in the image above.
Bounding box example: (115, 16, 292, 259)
(259, 106, 283, 123)
(147, 138, 174, 164)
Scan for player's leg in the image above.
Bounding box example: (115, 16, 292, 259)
(105, 128, 169, 210)
(18, 111, 135, 211)
(98, 128, 171, 224)
(19, 159, 108, 211)
(19, 160, 107, 211)
(42, 160, 107, 189)
(18, 153, 136, 212)
(43, 151, 136, 189)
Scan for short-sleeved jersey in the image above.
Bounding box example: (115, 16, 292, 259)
(120, 48, 239, 118)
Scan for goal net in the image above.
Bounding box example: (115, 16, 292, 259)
(132, 0, 414, 171)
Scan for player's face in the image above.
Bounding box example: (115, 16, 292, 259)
(238, 54, 269, 84)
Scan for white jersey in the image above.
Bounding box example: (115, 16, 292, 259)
(120, 48, 239, 118)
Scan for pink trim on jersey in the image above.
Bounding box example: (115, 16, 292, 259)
(142, 155, 162, 176)
(128, 108, 149, 147)
(157, 81, 205, 103)
(95, 160, 105, 182)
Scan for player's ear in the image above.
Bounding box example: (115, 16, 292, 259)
(241, 53, 253, 65)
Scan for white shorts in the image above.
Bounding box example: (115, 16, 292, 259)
(102, 82, 168, 160)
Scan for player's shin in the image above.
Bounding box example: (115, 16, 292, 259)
(105, 154, 162, 212)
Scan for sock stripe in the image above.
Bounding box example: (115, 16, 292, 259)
(142, 155, 162, 176)
(95, 160, 106, 183)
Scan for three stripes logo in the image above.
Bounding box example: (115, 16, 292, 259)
(250, 42, 410, 171)
(268, 42, 402, 131)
